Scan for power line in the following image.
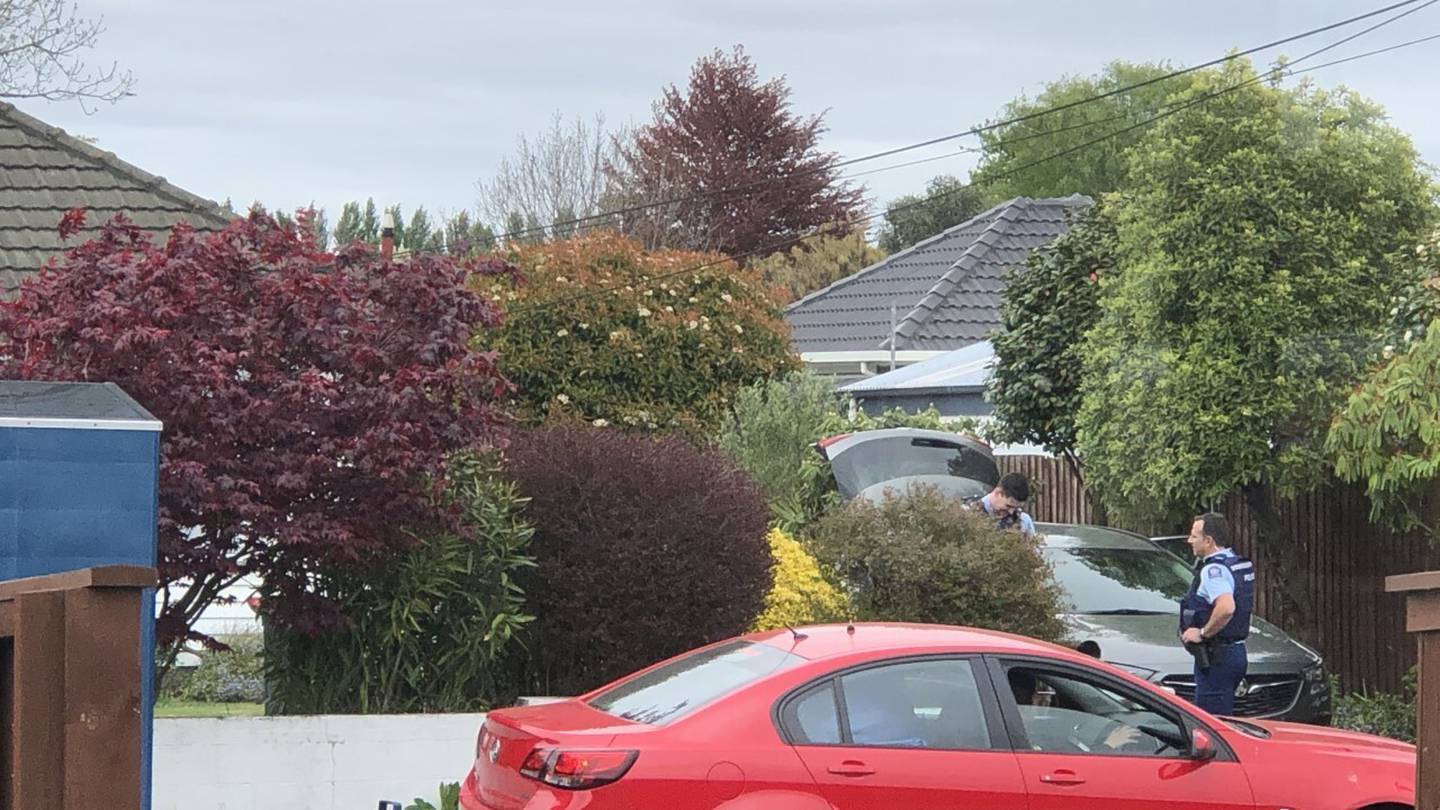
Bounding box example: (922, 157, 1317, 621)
(488, 0, 1428, 244)
(506, 28, 1440, 320)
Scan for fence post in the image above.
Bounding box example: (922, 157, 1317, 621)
(1386, 570, 1440, 810)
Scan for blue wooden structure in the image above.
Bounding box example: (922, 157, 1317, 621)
(0, 380, 160, 810)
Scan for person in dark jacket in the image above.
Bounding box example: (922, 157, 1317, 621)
(1178, 512, 1256, 715)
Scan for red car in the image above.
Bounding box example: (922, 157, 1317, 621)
(461, 623, 1414, 809)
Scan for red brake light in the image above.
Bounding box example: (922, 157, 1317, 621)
(518, 747, 638, 790)
(816, 433, 851, 450)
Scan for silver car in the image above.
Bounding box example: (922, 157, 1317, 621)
(815, 427, 1334, 724)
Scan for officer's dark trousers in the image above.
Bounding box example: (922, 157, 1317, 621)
(1194, 641, 1248, 715)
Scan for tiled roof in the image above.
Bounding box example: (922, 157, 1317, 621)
(785, 195, 1092, 353)
(0, 102, 233, 296)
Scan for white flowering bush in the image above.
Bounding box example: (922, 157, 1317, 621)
(473, 233, 797, 437)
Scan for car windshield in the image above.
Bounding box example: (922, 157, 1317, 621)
(1043, 546, 1195, 614)
(587, 640, 805, 725)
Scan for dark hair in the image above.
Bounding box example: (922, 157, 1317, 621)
(1194, 512, 1228, 546)
(999, 472, 1030, 502)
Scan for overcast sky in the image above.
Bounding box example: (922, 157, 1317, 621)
(24, 0, 1440, 228)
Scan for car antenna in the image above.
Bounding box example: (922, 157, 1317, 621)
(785, 624, 808, 641)
(846, 620, 855, 635)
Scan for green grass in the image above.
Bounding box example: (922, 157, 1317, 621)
(154, 699, 264, 718)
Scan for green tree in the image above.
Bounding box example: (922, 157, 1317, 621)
(405, 207, 434, 252)
(876, 175, 988, 253)
(971, 62, 1195, 203)
(1074, 62, 1437, 616)
(333, 201, 364, 247)
(1328, 232, 1440, 536)
(987, 206, 1113, 482)
(753, 226, 883, 303)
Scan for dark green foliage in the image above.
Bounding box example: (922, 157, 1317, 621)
(263, 454, 535, 714)
(876, 175, 988, 254)
(988, 207, 1114, 476)
(1332, 669, 1417, 743)
(810, 487, 1067, 641)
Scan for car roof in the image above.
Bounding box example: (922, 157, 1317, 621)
(747, 622, 1094, 665)
(1035, 522, 1163, 550)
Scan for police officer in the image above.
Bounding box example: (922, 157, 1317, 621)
(968, 473, 1035, 535)
(1178, 512, 1255, 715)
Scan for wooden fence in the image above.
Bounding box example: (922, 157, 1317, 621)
(998, 454, 1438, 694)
(0, 565, 154, 810)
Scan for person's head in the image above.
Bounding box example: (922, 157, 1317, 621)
(1009, 670, 1037, 705)
(1188, 512, 1228, 558)
(989, 473, 1030, 517)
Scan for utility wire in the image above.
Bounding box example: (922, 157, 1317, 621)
(487, 0, 1428, 243)
(506, 26, 1440, 319)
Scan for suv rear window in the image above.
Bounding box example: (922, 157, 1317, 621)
(588, 640, 805, 725)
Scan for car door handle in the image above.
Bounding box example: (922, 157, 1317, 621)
(827, 761, 876, 777)
(1040, 770, 1086, 786)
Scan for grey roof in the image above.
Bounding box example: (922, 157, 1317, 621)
(0, 381, 160, 429)
(786, 195, 1092, 353)
(0, 102, 233, 297)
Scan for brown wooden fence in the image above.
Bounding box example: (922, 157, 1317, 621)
(0, 565, 154, 810)
(998, 454, 1438, 693)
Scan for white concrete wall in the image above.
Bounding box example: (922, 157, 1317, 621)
(154, 712, 484, 810)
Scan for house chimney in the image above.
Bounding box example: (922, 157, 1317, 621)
(380, 211, 396, 259)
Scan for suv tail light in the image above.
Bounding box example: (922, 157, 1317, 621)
(519, 747, 638, 790)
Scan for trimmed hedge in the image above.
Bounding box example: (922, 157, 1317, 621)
(504, 424, 772, 695)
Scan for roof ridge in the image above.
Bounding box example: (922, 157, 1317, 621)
(886, 199, 1025, 349)
(0, 102, 233, 229)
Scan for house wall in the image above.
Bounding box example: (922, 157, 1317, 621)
(153, 713, 484, 810)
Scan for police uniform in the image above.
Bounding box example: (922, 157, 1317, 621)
(966, 493, 1035, 535)
(1178, 549, 1255, 715)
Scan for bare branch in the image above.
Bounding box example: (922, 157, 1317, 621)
(0, 0, 134, 108)
(476, 110, 618, 242)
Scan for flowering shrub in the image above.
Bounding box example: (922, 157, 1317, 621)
(751, 528, 849, 631)
(475, 232, 798, 436)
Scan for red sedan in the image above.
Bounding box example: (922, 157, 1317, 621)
(461, 623, 1414, 809)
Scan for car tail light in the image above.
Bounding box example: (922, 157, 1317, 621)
(814, 433, 851, 456)
(518, 746, 638, 790)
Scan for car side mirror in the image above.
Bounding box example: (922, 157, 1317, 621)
(1190, 728, 1218, 762)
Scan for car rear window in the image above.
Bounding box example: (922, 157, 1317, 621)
(588, 640, 805, 725)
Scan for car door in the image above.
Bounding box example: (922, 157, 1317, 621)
(781, 656, 1028, 810)
(986, 656, 1255, 810)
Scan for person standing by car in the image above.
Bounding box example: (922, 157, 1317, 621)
(967, 472, 1036, 535)
(1178, 512, 1255, 715)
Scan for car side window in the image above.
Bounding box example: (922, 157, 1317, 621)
(838, 659, 992, 750)
(785, 681, 843, 744)
(1002, 666, 1187, 758)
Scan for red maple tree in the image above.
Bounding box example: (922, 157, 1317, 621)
(607, 45, 866, 261)
(0, 210, 516, 659)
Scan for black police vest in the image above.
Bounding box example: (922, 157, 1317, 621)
(1178, 551, 1255, 642)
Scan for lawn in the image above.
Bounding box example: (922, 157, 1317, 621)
(154, 699, 264, 718)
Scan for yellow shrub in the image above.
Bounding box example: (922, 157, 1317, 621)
(751, 528, 849, 632)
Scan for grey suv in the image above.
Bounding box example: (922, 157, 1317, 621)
(815, 427, 1333, 724)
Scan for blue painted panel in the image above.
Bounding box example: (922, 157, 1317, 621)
(0, 423, 160, 810)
